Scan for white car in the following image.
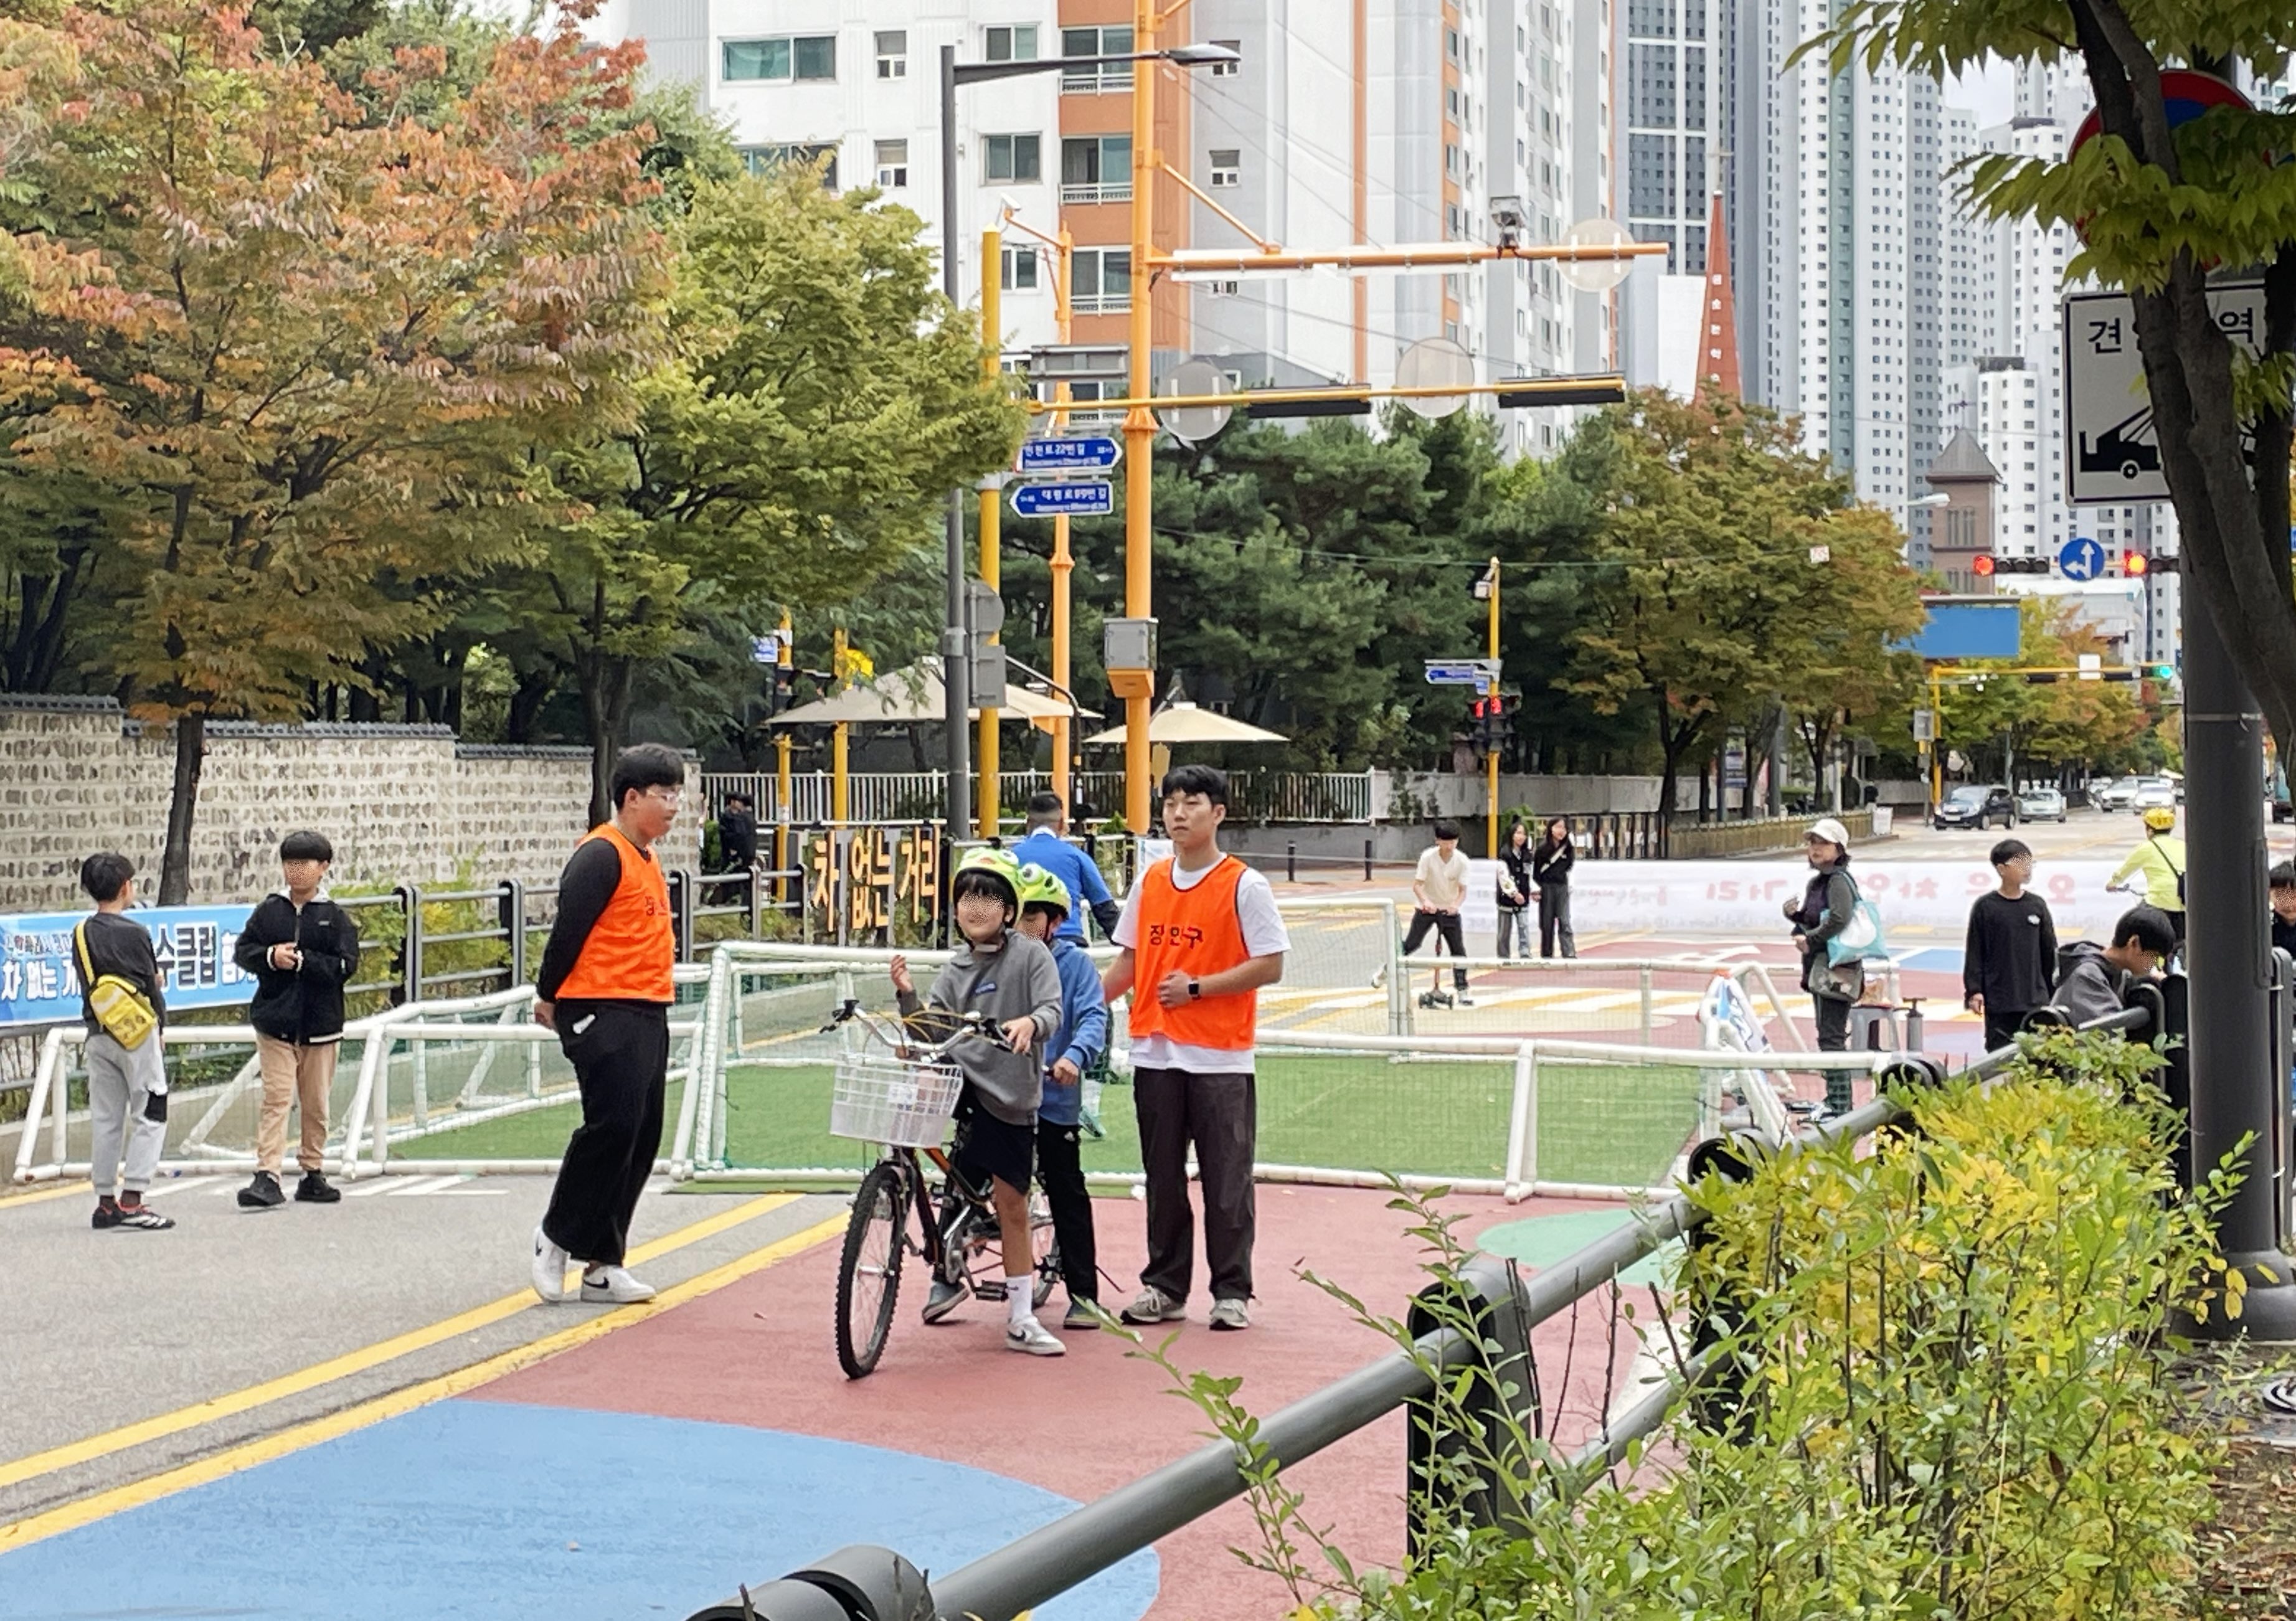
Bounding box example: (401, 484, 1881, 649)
(2132, 778, 2178, 813)
(2092, 777, 2138, 813)
(2016, 786, 2066, 823)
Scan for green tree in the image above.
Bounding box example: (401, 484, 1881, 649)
(1811, 1, 2296, 762)
(1775, 503, 1927, 796)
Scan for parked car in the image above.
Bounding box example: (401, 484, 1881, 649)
(2133, 777, 2178, 813)
(2016, 785, 2067, 823)
(1934, 783, 2018, 831)
(2092, 777, 2138, 813)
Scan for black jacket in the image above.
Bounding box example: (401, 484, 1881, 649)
(1498, 842, 1533, 910)
(1791, 859, 1858, 995)
(718, 808, 758, 870)
(77, 910, 166, 1034)
(1531, 838, 1575, 889)
(232, 892, 361, 1044)
(2274, 913, 2296, 962)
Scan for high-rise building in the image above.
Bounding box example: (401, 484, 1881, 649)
(1620, 0, 1732, 275)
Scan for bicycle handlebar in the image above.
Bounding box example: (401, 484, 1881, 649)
(821, 999, 1021, 1057)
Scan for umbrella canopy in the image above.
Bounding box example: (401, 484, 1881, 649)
(769, 656, 1093, 726)
(1082, 702, 1288, 747)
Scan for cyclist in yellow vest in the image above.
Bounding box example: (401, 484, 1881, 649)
(531, 744, 684, 1305)
(2109, 806, 2187, 942)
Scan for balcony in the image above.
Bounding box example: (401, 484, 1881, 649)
(1059, 181, 1133, 206)
(1061, 64, 1134, 93)
(1070, 292, 1131, 315)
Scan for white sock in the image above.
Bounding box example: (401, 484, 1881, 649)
(1007, 1276, 1034, 1326)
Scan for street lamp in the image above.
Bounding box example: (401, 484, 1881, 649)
(937, 40, 1241, 838)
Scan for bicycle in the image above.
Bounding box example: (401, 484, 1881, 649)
(825, 1000, 1059, 1379)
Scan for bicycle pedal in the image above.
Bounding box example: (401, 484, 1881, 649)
(974, 1279, 1008, 1302)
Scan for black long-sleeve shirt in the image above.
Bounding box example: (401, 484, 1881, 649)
(77, 911, 166, 1033)
(536, 837, 643, 1003)
(1964, 889, 2057, 1013)
(1531, 838, 1576, 887)
(718, 809, 758, 869)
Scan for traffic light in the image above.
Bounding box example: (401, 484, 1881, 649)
(1471, 692, 1514, 753)
(2150, 553, 2181, 575)
(1972, 555, 1995, 577)
(2149, 663, 2176, 681)
(2121, 551, 2150, 577)
(1993, 555, 2050, 575)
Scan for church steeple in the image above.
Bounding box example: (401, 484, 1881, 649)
(1699, 191, 1741, 400)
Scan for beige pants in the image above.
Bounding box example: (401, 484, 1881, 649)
(255, 1035, 338, 1174)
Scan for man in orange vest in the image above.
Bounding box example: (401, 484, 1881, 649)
(529, 744, 686, 1305)
(1102, 764, 1288, 1331)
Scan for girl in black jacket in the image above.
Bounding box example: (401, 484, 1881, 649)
(1531, 819, 1577, 958)
(1496, 820, 1533, 958)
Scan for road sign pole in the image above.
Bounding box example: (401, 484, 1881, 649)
(977, 227, 1002, 842)
(1486, 559, 1500, 858)
(1120, 0, 1158, 838)
(939, 47, 971, 839)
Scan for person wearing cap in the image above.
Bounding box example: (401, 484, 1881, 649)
(1013, 862, 1110, 1331)
(530, 744, 686, 1305)
(2109, 806, 2186, 942)
(232, 830, 361, 1209)
(1783, 818, 1861, 1100)
(889, 847, 1065, 1355)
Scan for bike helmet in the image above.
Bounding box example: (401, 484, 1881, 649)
(2141, 805, 2176, 831)
(951, 846, 1024, 912)
(1016, 863, 1071, 920)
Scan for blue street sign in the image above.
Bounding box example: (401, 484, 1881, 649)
(1424, 658, 1501, 687)
(1011, 480, 1114, 517)
(2058, 535, 2105, 581)
(1017, 435, 1123, 474)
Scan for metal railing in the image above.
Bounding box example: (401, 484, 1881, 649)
(684, 1000, 2162, 1621)
(699, 770, 1392, 828)
(1059, 181, 1132, 205)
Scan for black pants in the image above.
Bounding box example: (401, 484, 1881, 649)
(1538, 883, 1577, 958)
(1135, 1066, 1255, 1303)
(542, 1001, 669, 1267)
(1401, 909, 1469, 988)
(1982, 1006, 2032, 1052)
(1811, 995, 1854, 1111)
(1036, 1117, 1097, 1304)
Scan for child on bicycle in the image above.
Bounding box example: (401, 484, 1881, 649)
(889, 847, 1066, 1356)
(1014, 864, 1109, 1331)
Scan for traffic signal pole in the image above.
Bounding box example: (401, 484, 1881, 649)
(1486, 559, 1501, 858)
(1117, 0, 1159, 838)
(977, 227, 1003, 841)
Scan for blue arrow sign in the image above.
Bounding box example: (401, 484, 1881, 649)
(2058, 536, 2105, 581)
(1012, 480, 1114, 518)
(1018, 435, 1122, 474)
(1424, 658, 1501, 687)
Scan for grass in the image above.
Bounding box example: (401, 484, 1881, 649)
(394, 1055, 1704, 1189)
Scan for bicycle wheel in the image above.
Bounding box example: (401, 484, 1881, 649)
(1029, 1190, 1059, 1309)
(836, 1160, 908, 1379)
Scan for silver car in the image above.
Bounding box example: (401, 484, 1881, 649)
(2133, 777, 2178, 812)
(2092, 777, 2137, 813)
(2016, 786, 2066, 823)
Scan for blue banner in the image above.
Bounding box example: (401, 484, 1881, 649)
(1, 904, 258, 1028)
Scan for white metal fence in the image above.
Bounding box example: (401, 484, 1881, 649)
(697, 769, 1381, 826)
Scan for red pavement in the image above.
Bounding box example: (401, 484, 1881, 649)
(486, 1184, 1646, 1620)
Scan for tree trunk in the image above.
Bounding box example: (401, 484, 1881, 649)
(158, 712, 206, 905)
(578, 653, 637, 828)
(505, 666, 553, 744)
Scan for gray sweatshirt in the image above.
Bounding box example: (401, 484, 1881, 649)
(2047, 942, 2127, 1027)
(896, 929, 1062, 1125)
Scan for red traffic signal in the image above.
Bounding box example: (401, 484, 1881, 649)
(2122, 551, 2150, 577)
(1972, 555, 1996, 577)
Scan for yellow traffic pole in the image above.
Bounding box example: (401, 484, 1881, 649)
(1118, 0, 1159, 836)
(831, 626, 850, 826)
(977, 226, 1003, 841)
(1486, 557, 1501, 858)
(1929, 666, 1944, 816)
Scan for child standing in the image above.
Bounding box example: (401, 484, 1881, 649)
(2270, 861, 2296, 960)
(1015, 864, 1110, 1331)
(232, 831, 361, 1209)
(889, 848, 1065, 1355)
(1963, 838, 2059, 1051)
(75, 853, 174, 1232)
(1401, 820, 1473, 1005)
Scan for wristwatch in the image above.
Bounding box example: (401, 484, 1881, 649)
(1188, 978, 1201, 1000)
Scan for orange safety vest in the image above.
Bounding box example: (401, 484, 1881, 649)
(1126, 855, 1257, 1052)
(554, 824, 675, 1003)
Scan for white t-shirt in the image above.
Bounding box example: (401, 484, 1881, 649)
(1114, 853, 1290, 1074)
(1415, 846, 1470, 912)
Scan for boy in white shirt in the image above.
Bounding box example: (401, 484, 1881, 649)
(1402, 820, 1473, 1006)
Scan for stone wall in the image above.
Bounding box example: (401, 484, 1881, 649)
(0, 697, 701, 911)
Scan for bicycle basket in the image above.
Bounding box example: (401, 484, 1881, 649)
(830, 1052, 963, 1148)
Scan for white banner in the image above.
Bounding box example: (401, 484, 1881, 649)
(1561, 858, 2132, 942)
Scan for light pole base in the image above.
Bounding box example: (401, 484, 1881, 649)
(2172, 1252, 2296, 1345)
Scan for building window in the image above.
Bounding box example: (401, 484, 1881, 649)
(739, 144, 839, 189)
(1062, 26, 1135, 91)
(722, 35, 836, 83)
(1072, 247, 1131, 313)
(1208, 148, 1240, 187)
(875, 139, 908, 188)
(986, 24, 1039, 62)
(1627, 0, 1675, 39)
(1447, 28, 1460, 61)
(1001, 245, 1039, 291)
(1210, 39, 1240, 75)
(876, 31, 906, 79)
(1060, 135, 1132, 202)
(984, 133, 1042, 183)
(1630, 42, 1676, 127)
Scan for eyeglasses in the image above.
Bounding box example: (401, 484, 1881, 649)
(646, 787, 684, 808)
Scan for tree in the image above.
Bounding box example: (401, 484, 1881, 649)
(0, 2, 666, 898)
(1936, 598, 2148, 782)
(527, 164, 1026, 821)
(1774, 504, 1927, 800)
(1812, 1, 2296, 762)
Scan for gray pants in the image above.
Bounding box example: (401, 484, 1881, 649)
(1134, 1066, 1256, 1303)
(87, 1031, 168, 1198)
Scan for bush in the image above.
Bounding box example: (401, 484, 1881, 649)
(1166, 1032, 2238, 1619)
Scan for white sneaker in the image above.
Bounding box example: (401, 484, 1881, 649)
(1120, 1285, 1187, 1325)
(580, 1265, 657, 1305)
(1208, 1298, 1252, 1332)
(1006, 1316, 1066, 1356)
(531, 1226, 569, 1303)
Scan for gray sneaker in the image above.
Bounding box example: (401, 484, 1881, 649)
(1120, 1285, 1186, 1325)
(922, 1278, 965, 1323)
(1061, 1298, 1103, 1332)
(1208, 1298, 1252, 1332)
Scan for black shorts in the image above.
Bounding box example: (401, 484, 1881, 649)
(952, 1088, 1036, 1196)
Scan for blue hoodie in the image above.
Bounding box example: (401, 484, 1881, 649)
(1038, 937, 1109, 1127)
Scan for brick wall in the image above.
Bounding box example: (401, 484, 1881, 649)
(0, 698, 701, 910)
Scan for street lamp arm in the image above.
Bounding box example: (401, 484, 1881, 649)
(952, 46, 1234, 88)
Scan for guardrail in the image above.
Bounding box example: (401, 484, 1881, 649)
(682, 996, 2163, 1621)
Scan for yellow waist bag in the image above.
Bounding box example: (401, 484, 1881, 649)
(75, 922, 158, 1051)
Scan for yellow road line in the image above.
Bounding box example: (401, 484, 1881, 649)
(0, 1211, 846, 1554)
(0, 1191, 800, 1494)
(0, 1182, 88, 1210)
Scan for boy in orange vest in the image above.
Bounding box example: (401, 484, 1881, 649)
(1102, 765, 1289, 1331)
(530, 744, 684, 1306)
